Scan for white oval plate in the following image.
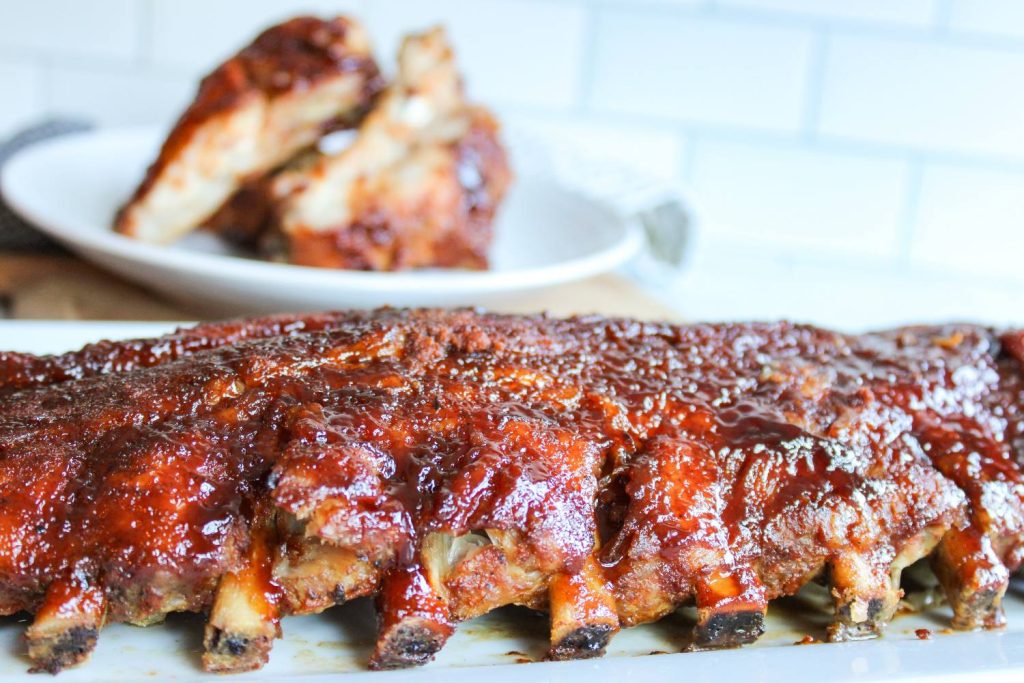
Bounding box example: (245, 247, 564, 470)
(1, 127, 643, 315)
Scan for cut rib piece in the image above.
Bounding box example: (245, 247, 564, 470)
(267, 27, 512, 270)
(113, 16, 382, 243)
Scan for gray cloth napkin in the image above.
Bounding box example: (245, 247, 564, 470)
(0, 119, 93, 251)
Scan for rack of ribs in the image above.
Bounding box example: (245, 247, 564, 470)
(1, 309, 1022, 674)
(113, 16, 383, 243)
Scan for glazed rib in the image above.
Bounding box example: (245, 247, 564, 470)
(1, 310, 1022, 675)
(113, 16, 382, 243)
(265, 27, 512, 269)
(0, 311, 362, 391)
(111, 19, 511, 271)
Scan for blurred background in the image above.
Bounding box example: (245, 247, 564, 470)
(2, 0, 1022, 328)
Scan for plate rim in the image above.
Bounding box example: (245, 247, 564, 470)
(0, 126, 646, 295)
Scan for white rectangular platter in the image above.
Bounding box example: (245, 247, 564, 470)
(2, 321, 1023, 683)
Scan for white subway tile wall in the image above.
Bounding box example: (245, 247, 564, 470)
(0, 62, 42, 135)
(361, 0, 588, 109)
(912, 164, 1024, 282)
(819, 36, 1024, 160)
(589, 11, 813, 132)
(510, 115, 688, 181)
(148, 0, 367, 72)
(690, 140, 909, 260)
(46, 67, 194, 128)
(949, 0, 1024, 40)
(716, 0, 936, 26)
(0, 0, 139, 60)
(1, 0, 1022, 319)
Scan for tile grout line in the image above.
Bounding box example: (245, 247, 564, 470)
(588, 0, 1024, 53)
(38, 55, 55, 114)
(895, 156, 926, 267)
(800, 28, 829, 142)
(0, 45, 195, 80)
(574, 0, 602, 118)
(135, 0, 155, 67)
(547, 99, 1024, 174)
(699, 233, 1024, 291)
(26, 57, 47, 122)
(627, 129, 1024, 176)
(679, 130, 699, 185)
(932, 0, 955, 34)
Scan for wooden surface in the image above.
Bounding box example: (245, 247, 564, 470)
(0, 253, 679, 322)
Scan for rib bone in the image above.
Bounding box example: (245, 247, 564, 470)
(203, 501, 282, 673)
(26, 574, 106, 674)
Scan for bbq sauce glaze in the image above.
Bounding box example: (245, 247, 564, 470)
(0, 311, 1021, 636)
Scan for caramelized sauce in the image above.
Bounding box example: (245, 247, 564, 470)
(0, 311, 1021, 637)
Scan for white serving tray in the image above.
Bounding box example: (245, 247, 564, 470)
(1, 321, 1023, 683)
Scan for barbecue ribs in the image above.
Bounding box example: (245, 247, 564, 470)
(113, 20, 512, 272)
(1, 310, 1022, 674)
(264, 27, 512, 269)
(113, 16, 383, 243)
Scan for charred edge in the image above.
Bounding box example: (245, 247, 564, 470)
(951, 587, 1005, 631)
(830, 597, 886, 641)
(203, 627, 274, 673)
(26, 626, 99, 674)
(693, 610, 766, 649)
(548, 624, 615, 661)
(369, 621, 449, 670)
(929, 532, 1010, 632)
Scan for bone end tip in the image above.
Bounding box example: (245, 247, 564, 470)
(202, 625, 277, 673)
(26, 579, 106, 674)
(369, 619, 451, 670)
(693, 609, 766, 649)
(26, 625, 100, 675)
(548, 624, 616, 661)
(829, 597, 888, 642)
(950, 587, 1006, 631)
